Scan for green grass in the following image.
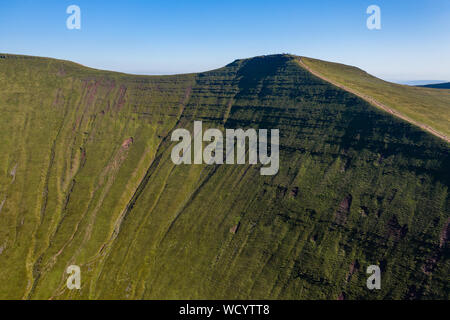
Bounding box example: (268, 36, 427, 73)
(300, 57, 450, 138)
(0, 54, 448, 300)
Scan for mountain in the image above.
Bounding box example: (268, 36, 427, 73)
(0, 53, 448, 300)
(418, 82, 450, 89)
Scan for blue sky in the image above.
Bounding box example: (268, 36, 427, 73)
(1, 0, 449, 81)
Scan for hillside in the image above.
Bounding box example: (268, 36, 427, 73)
(419, 82, 450, 89)
(299, 57, 450, 141)
(0, 54, 449, 300)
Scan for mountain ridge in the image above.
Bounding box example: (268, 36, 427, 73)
(0, 53, 448, 299)
(3, 52, 448, 143)
(297, 58, 449, 143)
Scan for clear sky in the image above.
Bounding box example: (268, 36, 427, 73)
(1, 0, 449, 81)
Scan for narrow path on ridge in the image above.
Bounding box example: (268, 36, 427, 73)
(297, 58, 450, 143)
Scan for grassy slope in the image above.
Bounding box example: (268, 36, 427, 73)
(0, 54, 195, 298)
(0, 54, 449, 300)
(300, 57, 450, 139)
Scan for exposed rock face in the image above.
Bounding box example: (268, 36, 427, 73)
(386, 215, 408, 241)
(10, 164, 17, 182)
(121, 137, 134, 149)
(335, 194, 352, 225)
(439, 218, 450, 248)
(0, 198, 5, 214)
(422, 218, 450, 276)
(230, 223, 240, 234)
(290, 187, 299, 198)
(359, 206, 368, 217)
(346, 260, 360, 282)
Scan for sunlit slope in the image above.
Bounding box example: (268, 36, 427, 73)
(299, 57, 450, 140)
(0, 54, 449, 300)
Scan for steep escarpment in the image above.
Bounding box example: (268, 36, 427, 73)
(0, 54, 448, 299)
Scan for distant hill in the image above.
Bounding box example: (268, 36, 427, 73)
(0, 53, 449, 300)
(398, 80, 447, 86)
(418, 82, 450, 89)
